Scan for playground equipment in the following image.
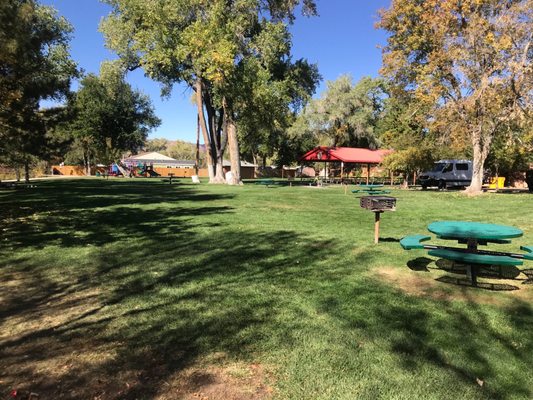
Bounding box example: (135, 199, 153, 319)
(116, 163, 131, 177)
(139, 164, 160, 177)
(107, 161, 161, 178)
(108, 163, 133, 177)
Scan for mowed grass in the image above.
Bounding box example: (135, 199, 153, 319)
(0, 178, 532, 399)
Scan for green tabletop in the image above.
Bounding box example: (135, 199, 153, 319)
(358, 184, 384, 189)
(428, 221, 523, 241)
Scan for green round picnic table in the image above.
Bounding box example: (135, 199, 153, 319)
(428, 221, 523, 241)
(358, 184, 384, 189)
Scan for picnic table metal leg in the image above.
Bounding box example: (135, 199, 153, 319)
(466, 265, 476, 286)
(466, 238, 478, 286)
(466, 265, 478, 286)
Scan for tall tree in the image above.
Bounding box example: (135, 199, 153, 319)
(101, 0, 318, 184)
(377, 89, 469, 185)
(65, 66, 160, 174)
(144, 138, 169, 153)
(378, 0, 532, 194)
(290, 76, 386, 150)
(0, 0, 77, 181)
(236, 47, 320, 168)
(164, 140, 200, 162)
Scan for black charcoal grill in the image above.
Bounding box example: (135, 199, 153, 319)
(360, 196, 397, 243)
(360, 196, 396, 212)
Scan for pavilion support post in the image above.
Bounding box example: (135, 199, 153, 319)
(374, 212, 381, 244)
(366, 164, 370, 185)
(341, 162, 344, 180)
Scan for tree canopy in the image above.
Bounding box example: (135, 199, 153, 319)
(378, 0, 533, 193)
(286, 76, 387, 159)
(62, 64, 160, 174)
(0, 0, 77, 180)
(101, 0, 319, 184)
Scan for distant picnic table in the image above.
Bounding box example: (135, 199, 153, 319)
(352, 184, 391, 195)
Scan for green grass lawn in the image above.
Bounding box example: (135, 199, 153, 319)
(1, 178, 532, 399)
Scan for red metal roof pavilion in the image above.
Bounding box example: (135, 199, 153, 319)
(300, 146, 391, 164)
(299, 146, 393, 184)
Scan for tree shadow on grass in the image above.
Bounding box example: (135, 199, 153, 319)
(0, 179, 235, 251)
(0, 179, 346, 398)
(1, 180, 532, 399)
(315, 281, 532, 399)
(0, 228, 341, 398)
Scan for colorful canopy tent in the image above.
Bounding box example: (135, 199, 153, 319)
(299, 146, 392, 183)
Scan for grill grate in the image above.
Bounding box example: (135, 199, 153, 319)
(360, 196, 396, 212)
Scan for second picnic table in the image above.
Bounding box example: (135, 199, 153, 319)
(351, 184, 391, 195)
(401, 221, 533, 286)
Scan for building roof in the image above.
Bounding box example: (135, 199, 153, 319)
(300, 146, 392, 164)
(128, 152, 177, 161)
(222, 160, 257, 168)
(123, 152, 195, 166)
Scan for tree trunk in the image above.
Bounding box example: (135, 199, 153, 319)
(195, 114, 200, 175)
(216, 153, 225, 182)
(83, 147, 92, 176)
(465, 127, 492, 195)
(86, 154, 91, 176)
(203, 90, 225, 184)
(253, 153, 259, 178)
(225, 109, 242, 185)
(24, 161, 30, 183)
(195, 79, 215, 182)
(15, 168, 21, 182)
(466, 141, 485, 194)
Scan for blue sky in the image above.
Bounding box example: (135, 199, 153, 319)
(40, 0, 391, 142)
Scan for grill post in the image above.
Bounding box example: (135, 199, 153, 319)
(374, 211, 381, 244)
(360, 196, 397, 244)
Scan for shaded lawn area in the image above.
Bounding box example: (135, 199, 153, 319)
(0, 178, 532, 399)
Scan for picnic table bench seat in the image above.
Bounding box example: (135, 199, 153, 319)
(428, 249, 523, 266)
(520, 246, 533, 260)
(400, 235, 432, 250)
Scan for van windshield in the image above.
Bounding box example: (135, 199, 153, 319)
(430, 163, 447, 172)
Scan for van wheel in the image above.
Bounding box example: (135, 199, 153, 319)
(438, 180, 447, 190)
(421, 184, 428, 190)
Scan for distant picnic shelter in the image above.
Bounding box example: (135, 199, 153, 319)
(299, 146, 392, 184)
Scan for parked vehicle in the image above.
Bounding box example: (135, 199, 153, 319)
(419, 160, 472, 189)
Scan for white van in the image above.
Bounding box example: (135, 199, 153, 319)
(419, 160, 472, 189)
